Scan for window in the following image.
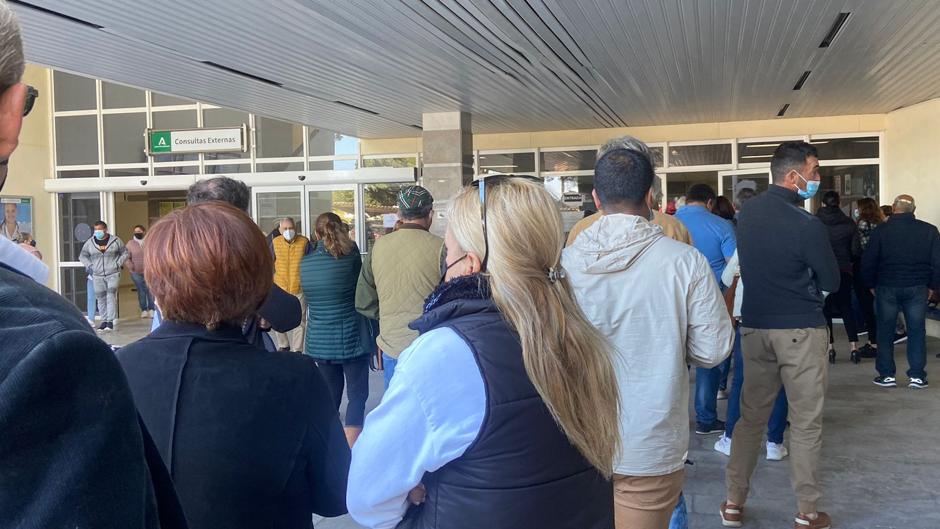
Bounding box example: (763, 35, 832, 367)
(154, 165, 199, 176)
(202, 108, 249, 160)
(648, 146, 665, 168)
(256, 162, 304, 172)
(103, 113, 148, 165)
(544, 175, 593, 233)
(256, 192, 303, 235)
(205, 163, 250, 174)
(478, 152, 535, 174)
(101, 81, 145, 109)
(362, 157, 417, 168)
(308, 190, 357, 241)
(540, 150, 594, 173)
(58, 192, 100, 262)
(666, 171, 720, 204)
(55, 115, 99, 166)
(151, 110, 199, 163)
(256, 116, 303, 158)
(309, 159, 359, 171)
(53, 71, 96, 112)
(363, 183, 408, 252)
(151, 92, 195, 106)
(57, 169, 100, 179)
(811, 137, 879, 160)
(668, 144, 732, 167)
(737, 141, 784, 163)
(817, 165, 879, 210)
(307, 128, 336, 157)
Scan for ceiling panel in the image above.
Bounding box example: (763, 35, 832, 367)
(11, 0, 940, 138)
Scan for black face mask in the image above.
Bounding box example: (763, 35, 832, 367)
(134, 233, 144, 240)
(439, 254, 468, 284)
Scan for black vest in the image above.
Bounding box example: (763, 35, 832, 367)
(406, 293, 613, 529)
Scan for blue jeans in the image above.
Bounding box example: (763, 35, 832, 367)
(718, 356, 731, 391)
(130, 272, 155, 311)
(382, 353, 398, 389)
(876, 285, 928, 379)
(668, 493, 688, 529)
(726, 327, 788, 443)
(85, 276, 96, 321)
(695, 365, 722, 425)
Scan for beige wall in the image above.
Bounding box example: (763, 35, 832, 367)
(884, 98, 940, 228)
(3, 65, 54, 287)
(361, 113, 886, 154)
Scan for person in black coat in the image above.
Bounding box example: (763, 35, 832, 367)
(816, 190, 862, 363)
(0, 10, 186, 526)
(117, 201, 350, 529)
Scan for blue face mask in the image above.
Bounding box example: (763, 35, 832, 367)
(795, 171, 820, 200)
(94, 230, 106, 240)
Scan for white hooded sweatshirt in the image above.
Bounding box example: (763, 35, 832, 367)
(562, 214, 733, 476)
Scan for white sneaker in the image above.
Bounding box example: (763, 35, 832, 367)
(714, 434, 732, 456)
(148, 310, 155, 318)
(141, 310, 149, 319)
(766, 441, 788, 461)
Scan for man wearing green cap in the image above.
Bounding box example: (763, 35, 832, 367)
(356, 184, 443, 388)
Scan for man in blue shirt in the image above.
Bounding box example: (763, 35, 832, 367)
(675, 183, 737, 435)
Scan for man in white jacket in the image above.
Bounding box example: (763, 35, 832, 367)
(563, 138, 734, 529)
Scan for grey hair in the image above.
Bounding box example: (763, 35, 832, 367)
(893, 195, 915, 213)
(0, 1, 24, 92)
(597, 135, 651, 162)
(187, 177, 250, 212)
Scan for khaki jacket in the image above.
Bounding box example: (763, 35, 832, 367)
(355, 225, 443, 357)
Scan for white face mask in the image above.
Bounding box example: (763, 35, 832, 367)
(283, 229, 295, 241)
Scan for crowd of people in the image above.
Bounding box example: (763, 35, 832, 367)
(3, 4, 940, 529)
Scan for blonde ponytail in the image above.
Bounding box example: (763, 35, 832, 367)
(449, 179, 620, 476)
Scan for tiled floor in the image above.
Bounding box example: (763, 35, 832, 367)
(99, 323, 940, 528)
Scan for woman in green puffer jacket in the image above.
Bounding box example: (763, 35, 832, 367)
(300, 212, 371, 446)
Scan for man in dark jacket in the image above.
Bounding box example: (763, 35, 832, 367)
(862, 194, 940, 390)
(0, 5, 185, 526)
(722, 142, 840, 529)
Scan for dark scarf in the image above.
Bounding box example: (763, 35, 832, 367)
(423, 273, 492, 314)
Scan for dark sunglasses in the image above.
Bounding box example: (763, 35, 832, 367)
(24, 85, 38, 117)
(470, 174, 542, 271)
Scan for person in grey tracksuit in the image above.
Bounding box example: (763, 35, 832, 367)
(79, 221, 128, 331)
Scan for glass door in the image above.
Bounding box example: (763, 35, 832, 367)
(306, 185, 358, 249)
(56, 192, 103, 313)
(252, 186, 306, 239)
(718, 169, 771, 205)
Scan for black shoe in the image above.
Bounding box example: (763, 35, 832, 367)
(909, 377, 929, 389)
(107, 322, 114, 331)
(894, 333, 908, 344)
(97, 322, 109, 332)
(873, 375, 897, 388)
(695, 420, 726, 435)
(850, 350, 860, 364)
(859, 344, 878, 358)
(828, 349, 836, 364)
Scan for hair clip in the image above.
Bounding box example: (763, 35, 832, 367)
(547, 266, 567, 283)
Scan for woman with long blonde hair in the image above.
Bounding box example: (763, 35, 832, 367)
(347, 176, 620, 529)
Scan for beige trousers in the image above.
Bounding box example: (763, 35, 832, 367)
(726, 326, 829, 514)
(613, 469, 685, 529)
(273, 292, 306, 352)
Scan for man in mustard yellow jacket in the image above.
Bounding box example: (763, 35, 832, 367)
(271, 217, 312, 352)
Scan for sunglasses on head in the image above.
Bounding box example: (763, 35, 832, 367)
(23, 85, 38, 117)
(470, 173, 542, 272)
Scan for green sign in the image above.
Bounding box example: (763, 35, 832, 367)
(146, 127, 245, 155)
(150, 131, 171, 153)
